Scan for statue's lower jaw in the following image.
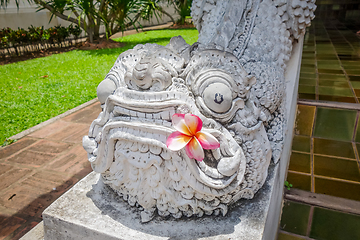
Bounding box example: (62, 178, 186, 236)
(97, 117, 245, 190)
(92, 87, 246, 185)
(87, 89, 252, 222)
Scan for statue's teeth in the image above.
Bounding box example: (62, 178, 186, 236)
(150, 145, 162, 155)
(137, 112, 145, 118)
(160, 110, 170, 120)
(163, 121, 172, 127)
(129, 109, 137, 117)
(143, 94, 151, 101)
(139, 129, 147, 137)
(124, 140, 133, 149)
(123, 116, 131, 121)
(130, 142, 138, 151)
(153, 113, 161, 119)
(160, 149, 171, 160)
(116, 140, 126, 149)
(131, 128, 140, 136)
(140, 144, 149, 153)
(157, 95, 164, 101)
(124, 108, 131, 116)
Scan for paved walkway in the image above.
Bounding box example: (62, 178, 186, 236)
(0, 101, 101, 240)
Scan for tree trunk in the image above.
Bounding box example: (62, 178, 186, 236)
(88, 28, 94, 43)
(94, 24, 100, 41)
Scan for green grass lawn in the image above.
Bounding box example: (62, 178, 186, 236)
(0, 28, 198, 144)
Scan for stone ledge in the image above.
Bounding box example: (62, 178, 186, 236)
(42, 169, 277, 240)
(20, 221, 44, 240)
(285, 188, 360, 216)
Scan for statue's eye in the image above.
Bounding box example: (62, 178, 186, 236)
(202, 82, 232, 113)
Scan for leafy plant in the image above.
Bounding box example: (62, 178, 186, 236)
(0, 25, 82, 51)
(1, 138, 17, 147)
(168, 0, 192, 25)
(68, 24, 82, 38)
(1, 0, 174, 43)
(284, 181, 293, 190)
(28, 25, 44, 42)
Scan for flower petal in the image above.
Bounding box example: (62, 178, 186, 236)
(166, 131, 192, 151)
(172, 113, 192, 136)
(185, 137, 204, 161)
(196, 131, 220, 149)
(184, 113, 203, 135)
(185, 143, 194, 159)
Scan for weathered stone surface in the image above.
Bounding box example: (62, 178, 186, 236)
(82, 0, 316, 223)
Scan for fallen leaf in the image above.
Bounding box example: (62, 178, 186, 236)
(8, 194, 16, 200)
(40, 75, 48, 78)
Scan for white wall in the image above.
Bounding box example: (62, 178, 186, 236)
(0, 1, 63, 29)
(0, 1, 178, 35)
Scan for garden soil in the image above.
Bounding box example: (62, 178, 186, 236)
(0, 38, 125, 65)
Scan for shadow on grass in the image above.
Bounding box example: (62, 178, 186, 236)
(116, 37, 174, 45)
(79, 37, 173, 57)
(78, 45, 136, 57)
(79, 28, 198, 56)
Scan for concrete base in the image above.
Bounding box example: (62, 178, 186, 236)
(20, 221, 44, 240)
(36, 37, 303, 240)
(43, 169, 277, 240)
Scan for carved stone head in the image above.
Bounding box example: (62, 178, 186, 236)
(83, 0, 316, 222)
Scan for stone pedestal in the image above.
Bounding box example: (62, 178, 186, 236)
(43, 169, 274, 240)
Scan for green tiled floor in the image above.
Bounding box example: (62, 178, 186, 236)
(310, 207, 360, 240)
(279, 200, 360, 240)
(280, 201, 311, 236)
(299, 18, 360, 104)
(280, 12, 360, 240)
(288, 152, 311, 174)
(313, 107, 357, 141)
(289, 106, 360, 200)
(288, 15, 360, 205)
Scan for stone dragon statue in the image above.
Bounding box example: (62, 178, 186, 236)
(83, 0, 316, 222)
